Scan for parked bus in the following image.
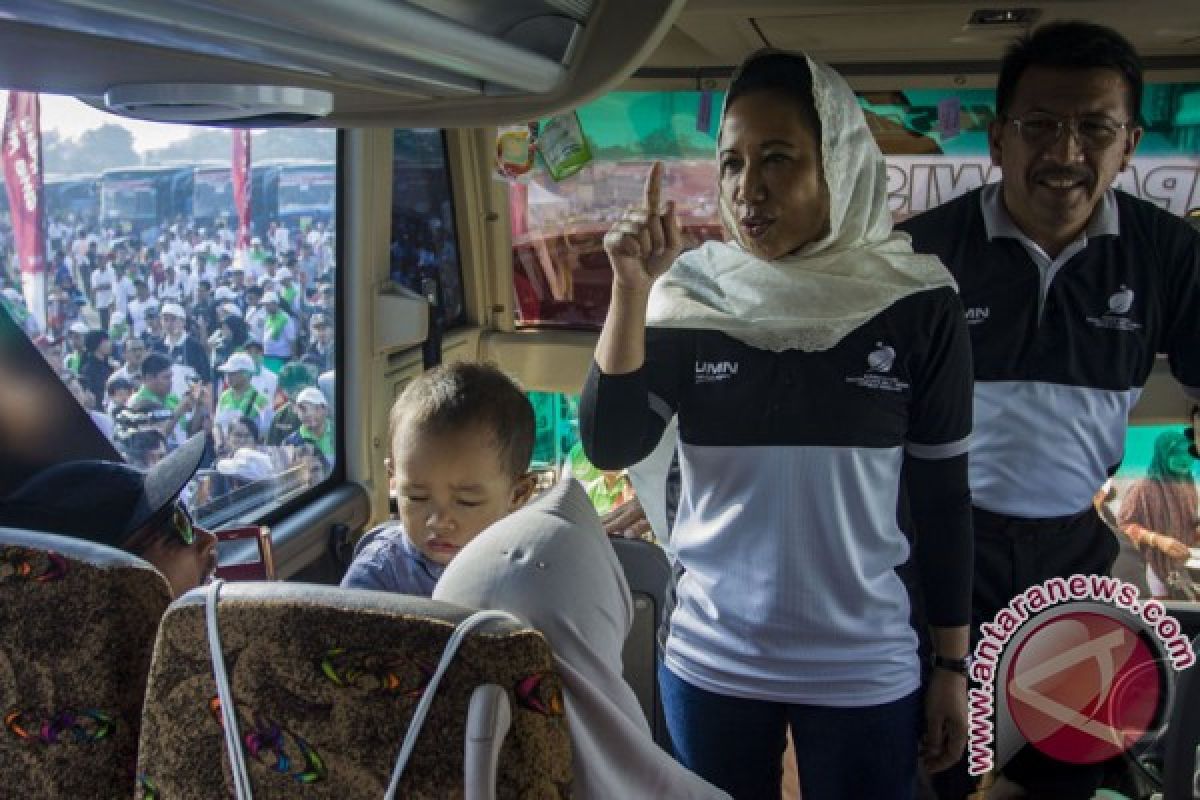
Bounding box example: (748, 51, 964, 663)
(251, 159, 335, 236)
(98, 164, 193, 241)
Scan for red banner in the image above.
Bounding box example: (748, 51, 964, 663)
(231, 130, 252, 249)
(2, 92, 45, 276)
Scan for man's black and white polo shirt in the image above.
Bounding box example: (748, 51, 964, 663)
(900, 185, 1200, 519)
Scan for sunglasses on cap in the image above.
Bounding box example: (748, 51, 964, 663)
(162, 503, 196, 546)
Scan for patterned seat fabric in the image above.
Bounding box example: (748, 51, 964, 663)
(0, 527, 172, 798)
(137, 582, 573, 799)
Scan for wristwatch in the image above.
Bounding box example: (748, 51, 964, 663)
(932, 654, 970, 677)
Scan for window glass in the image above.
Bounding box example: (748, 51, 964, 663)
(511, 83, 1200, 328)
(1100, 421, 1200, 603)
(0, 92, 339, 528)
(390, 129, 466, 330)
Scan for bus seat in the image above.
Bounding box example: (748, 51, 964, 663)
(0, 526, 171, 798)
(610, 537, 673, 751)
(136, 582, 573, 799)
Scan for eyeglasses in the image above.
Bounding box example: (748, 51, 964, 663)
(1005, 113, 1131, 150)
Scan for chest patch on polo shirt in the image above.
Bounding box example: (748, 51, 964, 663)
(694, 360, 740, 384)
(965, 306, 990, 325)
(845, 342, 909, 392)
(1086, 285, 1142, 332)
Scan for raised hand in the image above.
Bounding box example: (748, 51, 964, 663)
(603, 162, 684, 293)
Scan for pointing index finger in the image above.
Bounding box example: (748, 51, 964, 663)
(644, 161, 662, 214)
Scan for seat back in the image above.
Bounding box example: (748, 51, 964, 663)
(611, 537, 673, 750)
(136, 582, 573, 798)
(0, 526, 171, 798)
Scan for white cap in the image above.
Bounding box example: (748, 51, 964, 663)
(219, 302, 243, 318)
(295, 387, 327, 407)
(214, 286, 238, 301)
(161, 302, 186, 318)
(68, 321, 90, 334)
(277, 268, 293, 280)
(216, 448, 274, 482)
(217, 352, 257, 374)
(262, 291, 280, 304)
(227, 263, 245, 274)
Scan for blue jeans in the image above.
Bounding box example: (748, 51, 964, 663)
(659, 663, 921, 800)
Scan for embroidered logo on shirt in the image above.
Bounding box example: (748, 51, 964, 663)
(846, 342, 909, 392)
(1087, 285, 1142, 332)
(694, 360, 739, 383)
(965, 306, 990, 325)
(867, 344, 896, 373)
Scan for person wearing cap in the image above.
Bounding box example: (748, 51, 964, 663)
(303, 313, 333, 373)
(267, 361, 316, 445)
(284, 387, 333, 465)
(276, 267, 299, 310)
(242, 340, 279, 401)
(161, 301, 210, 382)
(107, 309, 130, 346)
(215, 352, 271, 443)
(226, 262, 247, 293)
(260, 290, 297, 366)
(64, 321, 90, 373)
(0, 433, 218, 599)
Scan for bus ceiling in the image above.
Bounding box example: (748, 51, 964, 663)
(0, 0, 686, 128)
(0, 2, 1195, 128)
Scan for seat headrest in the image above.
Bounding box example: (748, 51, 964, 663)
(0, 525, 161, 572)
(138, 581, 574, 797)
(0, 526, 171, 798)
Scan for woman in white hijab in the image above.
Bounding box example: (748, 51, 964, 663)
(579, 50, 974, 799)
(433, 477, 730, 800)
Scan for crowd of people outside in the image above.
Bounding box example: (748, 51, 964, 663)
(0, 209, 338, 516)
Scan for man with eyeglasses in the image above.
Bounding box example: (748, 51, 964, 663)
(0, 433, 218, 599)
(899, 21, 1200, 800)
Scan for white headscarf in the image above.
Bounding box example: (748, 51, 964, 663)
(433, 478, 730, 800)
(647, 51, 954, 352)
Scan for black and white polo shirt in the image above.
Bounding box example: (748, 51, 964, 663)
(900, 185, 1200, 519)
(582, 286, 972, 707)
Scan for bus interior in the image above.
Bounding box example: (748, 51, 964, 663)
(0, 1, 1198, 798)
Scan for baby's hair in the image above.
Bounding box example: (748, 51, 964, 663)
(389, 362, 534, 478)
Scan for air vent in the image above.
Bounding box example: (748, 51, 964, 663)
(103, 84, 333, 126)
(966, 8, 1041, 28)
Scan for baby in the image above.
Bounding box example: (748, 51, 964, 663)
(340, 362, 536, 595)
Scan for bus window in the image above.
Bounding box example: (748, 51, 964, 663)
(1101, 421, 1200, 604)
(0, 93, 340, 530)
(391, 129, 465, 330)
(511, 82, 1200, 327)
(510, 92, 725, 329)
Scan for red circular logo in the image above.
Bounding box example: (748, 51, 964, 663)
(1005, 611, 1164, 764)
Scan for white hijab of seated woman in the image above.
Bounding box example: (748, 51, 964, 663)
(648, 49, 955, 353)
(433, 477, 730, 800)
